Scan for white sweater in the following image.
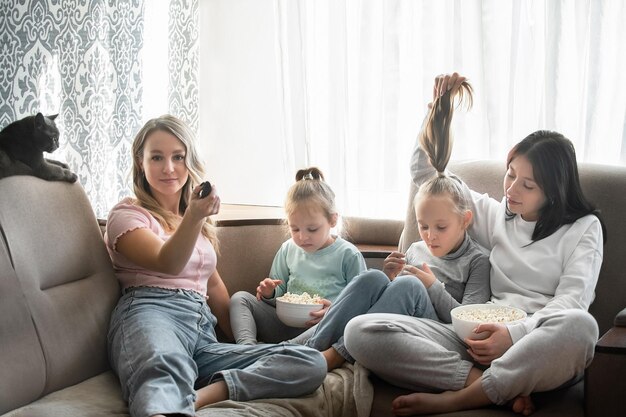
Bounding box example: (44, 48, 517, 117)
(411, 142, 603, 343)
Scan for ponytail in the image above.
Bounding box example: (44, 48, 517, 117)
(415, 82, 474, 216)
(285, 167, 337, 222)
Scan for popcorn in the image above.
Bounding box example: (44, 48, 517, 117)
(455, 306, 525, 323)
(277, 292, 323, 305)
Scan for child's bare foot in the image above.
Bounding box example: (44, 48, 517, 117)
(322, 347, 345, 371)
(391, 391, 463, 416)
(509, 395, 535, 415)
(195, 380, 229, 410)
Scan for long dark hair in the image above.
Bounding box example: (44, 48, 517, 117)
(506, 130, 606, 243)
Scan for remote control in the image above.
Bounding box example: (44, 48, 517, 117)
(198, 181, 212, 199)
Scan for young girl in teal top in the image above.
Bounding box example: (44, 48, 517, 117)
(230, 167, 367, 345)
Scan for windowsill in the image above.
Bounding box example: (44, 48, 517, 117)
(215, 204, 285, 226)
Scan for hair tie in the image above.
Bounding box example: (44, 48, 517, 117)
(302, 172, 315, 180)
(436, 171, 446, 178)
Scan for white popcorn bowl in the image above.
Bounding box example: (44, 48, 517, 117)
(276, 298, 323, 328)
(451, 303, 527, 341)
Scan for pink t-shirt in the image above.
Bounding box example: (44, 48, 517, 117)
(105, 197, 217, 295)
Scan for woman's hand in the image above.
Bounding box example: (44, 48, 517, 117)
(402, 262, 436, 288)
(256, 278, 283, 300)
(188, 183, 221, 220)
(383, 251, 407, 280)
(464, 323, 513, 365)
(432, 72, 468, 101)
(306, 299, 331, 326)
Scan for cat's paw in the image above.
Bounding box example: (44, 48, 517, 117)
(64, 171, 78, 183)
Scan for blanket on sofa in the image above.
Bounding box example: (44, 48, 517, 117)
(2, 363, 373, 417)
(202, 362, 373, 417)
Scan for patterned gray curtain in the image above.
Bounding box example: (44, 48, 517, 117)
(0, 0, 198, 218)
(168, 0, 198, 131)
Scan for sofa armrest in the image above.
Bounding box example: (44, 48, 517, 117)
(354, 245, 393, 270)
(355, 245, 394, 257)
(614, 307, 626, 326)
(585, 325, 626, 417)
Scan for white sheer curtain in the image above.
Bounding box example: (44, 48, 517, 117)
(199, 0, 626, 219)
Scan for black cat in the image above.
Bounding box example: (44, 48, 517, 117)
(0, 112, 77, 183)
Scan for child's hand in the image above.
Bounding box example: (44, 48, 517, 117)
(402, 262, 436, 288)
(305, 299, 331, 326)
(256, 278, 283, 300)
(383, 251, 406, 280)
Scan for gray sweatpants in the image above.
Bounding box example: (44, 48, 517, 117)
(344, 309, 598, 405)
(230, 291, 308, 344)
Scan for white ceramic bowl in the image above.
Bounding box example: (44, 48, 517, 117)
(451, 303, 527, 341)
(276, 298, 323, 328)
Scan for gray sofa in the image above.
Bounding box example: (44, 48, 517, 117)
(1, 160, 625, 417)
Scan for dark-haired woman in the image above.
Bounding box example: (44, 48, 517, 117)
(344, 73, 605, 416)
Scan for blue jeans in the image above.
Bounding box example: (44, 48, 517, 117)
(108, 287, 326, 417)
(304, 269, 438, 362)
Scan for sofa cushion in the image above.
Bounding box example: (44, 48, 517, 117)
(0, 236, 46, 412)
(0, 176, 120, 413)
(1, 372, 127, 417)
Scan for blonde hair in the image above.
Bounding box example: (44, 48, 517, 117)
(415, 82, 474, 216)
(131, 114, 219, 250)
(285, 167, 337, 222)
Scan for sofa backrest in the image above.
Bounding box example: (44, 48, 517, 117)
(399, 160, 626, 336)
(216, 220, 290, 295)
(0, 176, 120, 414)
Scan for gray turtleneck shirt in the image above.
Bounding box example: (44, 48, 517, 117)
(405, 233, 490, 323)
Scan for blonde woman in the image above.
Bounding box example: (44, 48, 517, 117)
(105, 115, 325, 417)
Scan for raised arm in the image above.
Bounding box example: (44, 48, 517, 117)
(411, 72, 468, 187)
(115, 186, 220, 275)
(410, 72, 501, 251)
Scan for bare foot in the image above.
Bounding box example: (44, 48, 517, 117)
(322, 347, 345, 371)
(391, 391, 464, 416)
(391, 379, 491, 416)
(195, 380, 229, 410)
(509, 395, 535, 415)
